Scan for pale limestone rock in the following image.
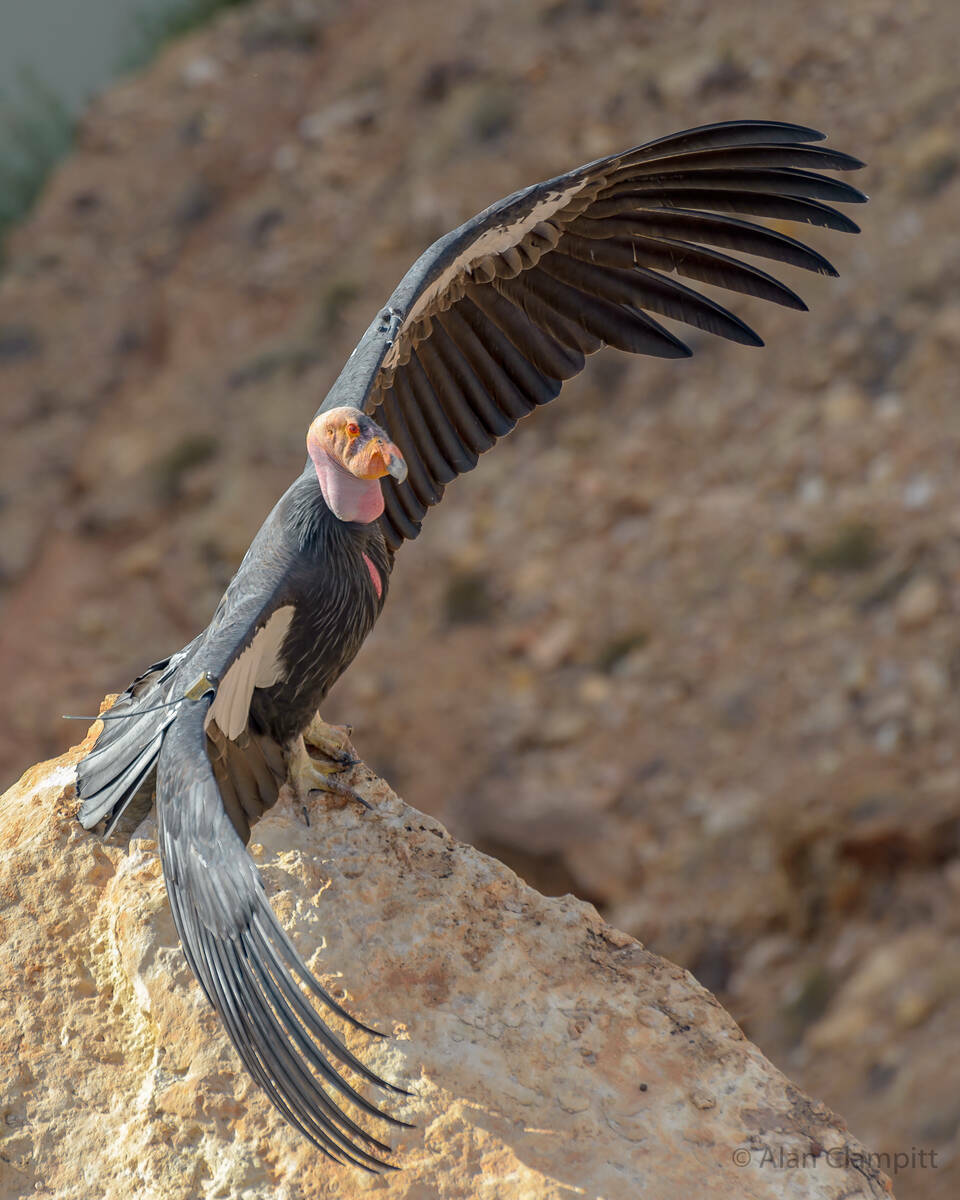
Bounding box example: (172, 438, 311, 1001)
(0, 721, 894, 1200)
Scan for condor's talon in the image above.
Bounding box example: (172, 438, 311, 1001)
(302, 713, 358, 767)
(305, 763, 373, 813)
(286, 733, 371, 812)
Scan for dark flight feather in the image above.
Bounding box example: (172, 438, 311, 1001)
(537, 252, 763, 346)
(615, 188, 863, 231)
(378, 389, 436, 511)
(559, 231, 809, 310)
(607, 118, 827, 159)
(567, 206, 839, 274)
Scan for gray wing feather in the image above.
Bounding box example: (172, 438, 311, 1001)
(157, 695, 406, 1172)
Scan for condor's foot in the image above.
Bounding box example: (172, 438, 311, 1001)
(285, 717, 370, 811)
(303, 713, 357, 766)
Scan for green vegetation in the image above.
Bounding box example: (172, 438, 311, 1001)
(0, 72, 74, 253)
(464, 83, 517, 144)
(781, 965, 835, 1042)
(151, 432, 220, 501)
(0, 0, 255, 257)
(596, 629, 650, 673)
(804, 521, 881, 573)
(122, 0, 255, 72)
(316, 278, 361, 337)
(444, 570, 495, 625)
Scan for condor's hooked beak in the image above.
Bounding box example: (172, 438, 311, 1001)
(350, 432, 407, 483)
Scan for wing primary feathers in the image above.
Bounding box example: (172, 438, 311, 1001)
(538, 251, 763, 347)
(79, 729, 165, 819)
(489, 275, 605, 357)
(610, 142, 865, 177)
(367, 390, 428, 529)
(243, 948, 410, 1129)
(559, 231, 808, 310)
(81, 707, 172, 789)
(437, 303, 542, 423)
(379, 511, 403, 554)
(205, 959, 357, 1170)
(209, 931, 389, 1171)
(571, 205, 842, 274)
(600, 165, 868, 204)
(247, 920, 411, 1103)
(98, 733, 166, 835)
(177, 892, 395, 1174)
(513, 265, 694, 358)
(249, 905, 384, 1035)
(386, 472, 427, 532)
(607, 119, 828, 162)
(227, 943, 393, 1161)
(78, 669, 184, 831)
(382, 484, 421, 542)
(602, 187, 863, 230)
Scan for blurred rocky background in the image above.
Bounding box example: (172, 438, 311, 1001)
(0, 1, 957, 1197)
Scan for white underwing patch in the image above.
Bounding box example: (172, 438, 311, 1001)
(206, 606, 295, 740)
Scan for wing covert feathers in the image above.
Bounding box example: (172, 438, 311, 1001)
(322, 119, 864, 553)
(157, 700, 406, 1171)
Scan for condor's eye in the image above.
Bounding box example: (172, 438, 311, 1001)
(346, 421, 360, 437)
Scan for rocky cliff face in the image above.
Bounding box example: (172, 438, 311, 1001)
(0, 728, 892, 1200)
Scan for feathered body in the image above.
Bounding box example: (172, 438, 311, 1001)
(249, 466, 391, 743)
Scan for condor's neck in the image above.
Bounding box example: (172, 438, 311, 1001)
(309, 448, 385, 524)
(286, 464, 380, 557)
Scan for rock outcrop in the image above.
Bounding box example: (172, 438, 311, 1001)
(0, 720, 892, 1200)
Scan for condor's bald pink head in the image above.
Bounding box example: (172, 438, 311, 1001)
(307, 406, 407, 524)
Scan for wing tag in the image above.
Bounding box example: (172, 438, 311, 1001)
(184, 672, 217, 700)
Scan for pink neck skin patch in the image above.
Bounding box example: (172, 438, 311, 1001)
(310, 449, 385, 524)
(362, 552, 382, 598)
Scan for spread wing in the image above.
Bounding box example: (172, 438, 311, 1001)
(157, 695, 407, 1171)
(150, 503, 408, 1171)
(317, 119, 865, 551)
